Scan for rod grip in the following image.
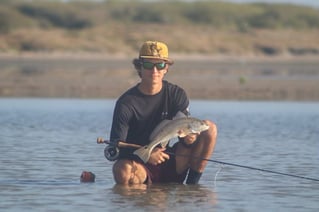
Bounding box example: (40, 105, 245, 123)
(96, 137, 142, 149)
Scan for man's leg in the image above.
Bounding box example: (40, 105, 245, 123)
(175, 120, 217, 184)
(112, 159, 148, 184)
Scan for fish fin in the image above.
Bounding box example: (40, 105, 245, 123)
(190, 129, 200, 134)
(133, 146, 151, 163)
(173, 111, 187, 120)
(149, 119, 171, 140)
(160, 140, 169, 148)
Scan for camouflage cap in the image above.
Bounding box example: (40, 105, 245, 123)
(80, 171, 95, 183)
(139, 41, 173, 64)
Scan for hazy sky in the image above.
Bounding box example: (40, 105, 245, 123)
(60, 0, 319, 8)
(223, 0, 319, 8)
(141, 0, 319, 8)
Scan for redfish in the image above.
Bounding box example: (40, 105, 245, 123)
(133, 117, 209, 163)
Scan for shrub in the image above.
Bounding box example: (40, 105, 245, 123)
(0, 6, 35, 33)
(16, 2, 92, 29)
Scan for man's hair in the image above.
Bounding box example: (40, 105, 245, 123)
(132, 58, 142, 77)
(132, 58, 142, 70)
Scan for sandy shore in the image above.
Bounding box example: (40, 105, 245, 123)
(1, 54, 319, 101)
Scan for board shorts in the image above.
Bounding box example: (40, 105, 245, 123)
(142, 143, 188, 184)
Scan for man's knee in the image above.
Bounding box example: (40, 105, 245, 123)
(203, 120, 218, 140)
(112, 160, 132, 184)
(112, 160, 147, 184)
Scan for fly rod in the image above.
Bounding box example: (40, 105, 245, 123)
(97, 138, 319, 182)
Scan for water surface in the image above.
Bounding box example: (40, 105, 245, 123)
(0, 99, 318, 211)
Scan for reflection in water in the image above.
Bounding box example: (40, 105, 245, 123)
(111, 184, 217, 210)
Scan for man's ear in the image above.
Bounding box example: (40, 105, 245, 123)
(163, 66, 169, 74)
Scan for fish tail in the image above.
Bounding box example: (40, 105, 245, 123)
(133, 147, 151, 163)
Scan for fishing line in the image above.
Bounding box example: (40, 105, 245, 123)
(166, 152, 319, 182)
(214, 165, 223, 187)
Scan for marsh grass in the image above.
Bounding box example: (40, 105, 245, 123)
(0, 1, 319, 56)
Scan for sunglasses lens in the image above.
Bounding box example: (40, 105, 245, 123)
(142, 62, 166, 70)
(142, 62, 154, 69)
(155, 62, 166, 70)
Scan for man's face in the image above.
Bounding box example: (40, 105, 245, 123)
(140, 59, 168, 84)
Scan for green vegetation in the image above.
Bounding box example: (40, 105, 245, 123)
(0, 0, 319, 55)
(2, 0, 318, 30)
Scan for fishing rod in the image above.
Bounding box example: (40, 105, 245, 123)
(166, 152, 319, 182)
(97, 138, 319, 182)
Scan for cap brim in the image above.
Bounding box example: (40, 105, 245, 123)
(139, 56, 174, 64)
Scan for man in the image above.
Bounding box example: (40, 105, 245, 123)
(109, 41, 217, 185)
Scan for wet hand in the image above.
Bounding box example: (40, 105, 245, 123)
(183, 133, 199, 145)
(148, 147, 170, 165)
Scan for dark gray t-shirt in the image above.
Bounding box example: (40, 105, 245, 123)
(110, 80, 189, 159)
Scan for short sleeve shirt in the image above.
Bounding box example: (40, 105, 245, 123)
(110, 80, 189, 157)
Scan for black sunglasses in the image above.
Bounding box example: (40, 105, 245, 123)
(142, 61, 166, 70)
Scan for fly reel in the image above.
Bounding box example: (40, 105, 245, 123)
(104, 145, 119, 161)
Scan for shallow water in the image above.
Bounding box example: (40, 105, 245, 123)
(0, 99, 318, 211)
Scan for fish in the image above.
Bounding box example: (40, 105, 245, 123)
(133, 116, 210, 163)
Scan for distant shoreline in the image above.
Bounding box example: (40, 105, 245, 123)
(1, 52, 319, 62)
(1, 53, 319, 101)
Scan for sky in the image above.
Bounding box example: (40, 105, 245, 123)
(52, 0, 319, 9)
(222, 0, 319, 8)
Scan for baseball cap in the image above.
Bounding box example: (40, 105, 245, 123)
(139, 41, 173, 64)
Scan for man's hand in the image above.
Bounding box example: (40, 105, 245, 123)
(148, 147, 170, 165)
(182, 133, 199, 146)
